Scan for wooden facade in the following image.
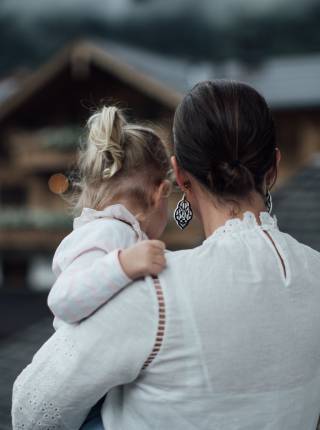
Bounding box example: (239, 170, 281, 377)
(1, 40, 320, 290)
(0, 41, 200, 290)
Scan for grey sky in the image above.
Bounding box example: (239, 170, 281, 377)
(0, 0, 317, 77)
(2, 0, 315, 23)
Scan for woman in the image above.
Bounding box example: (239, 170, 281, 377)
(12, 80, 320, 430)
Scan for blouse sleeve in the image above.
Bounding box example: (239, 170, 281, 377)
(12, 276, 159, 430)
(47, 248, 132, 324)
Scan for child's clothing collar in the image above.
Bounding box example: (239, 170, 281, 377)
(73, 204, 145, 240)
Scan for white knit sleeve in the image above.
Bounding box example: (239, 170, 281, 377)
(48, 248, 132, 324)
(12, 276, 159, 430)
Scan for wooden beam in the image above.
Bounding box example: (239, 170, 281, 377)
(0, 230, 70, 251)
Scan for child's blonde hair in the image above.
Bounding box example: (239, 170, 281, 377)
(69, 106, 171, 216)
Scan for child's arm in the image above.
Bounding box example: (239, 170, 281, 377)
(48, 240, 166, 324)
(119, 239, 166, 279)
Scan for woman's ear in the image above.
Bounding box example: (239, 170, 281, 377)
(171, 156, 189, 191)
(275, 147, 281, 168)
(266, 147, 281, 189)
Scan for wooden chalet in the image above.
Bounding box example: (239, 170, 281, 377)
(0, 40, 202, 290)
(1, 40, 320, 290)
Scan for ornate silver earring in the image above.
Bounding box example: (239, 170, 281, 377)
(265, 189, 273, 214)
(174, 193, 193, 230)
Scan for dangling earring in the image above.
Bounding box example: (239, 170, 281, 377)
(174, 193, 193, 230)
(265, 189, 273, 214)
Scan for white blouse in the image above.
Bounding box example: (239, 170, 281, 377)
(48, 204, 147, 325)
(12, 211, 320, 430)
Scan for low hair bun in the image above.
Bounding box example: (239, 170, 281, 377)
(209, 161, 255, 197)
(173, 80, 277, 201)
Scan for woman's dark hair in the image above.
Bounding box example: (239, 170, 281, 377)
(173, 80, 277, 200)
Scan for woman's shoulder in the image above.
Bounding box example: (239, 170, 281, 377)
(165, 236, 222, 259)
(165, 245, 203, 264)
(278, 229, 320, 265)
(163, 245, 211, 281)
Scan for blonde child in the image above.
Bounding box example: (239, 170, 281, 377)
(48, 106, 171, 325)
(47, 106, 172, 429)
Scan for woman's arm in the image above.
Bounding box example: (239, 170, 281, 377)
(12, 274, 159, 429)
(48, 248, 132, 323)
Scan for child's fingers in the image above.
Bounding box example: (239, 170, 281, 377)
(150, 248, 166, 259)
(148, 255, 166, 275)
(148, 240, 166, 250)
(150, 262, 166, 276)
(149, 247, 166, 260)
(152, 255, 166, 267)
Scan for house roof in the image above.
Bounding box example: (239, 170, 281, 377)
(0, 77, 20, 104)
(93, 41, 320, 110)
(96, 40, 192, 94)
(0, 40, 183, 122)
(221, 54, 320, 109)
(1, 39, 320, 122)
(273, 153, 320, 252)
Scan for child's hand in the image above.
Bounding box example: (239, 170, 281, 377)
(119, 240, 166, 279)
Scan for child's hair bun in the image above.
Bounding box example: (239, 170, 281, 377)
(87, 106, 127, 179)
(70, 105, 171, 216)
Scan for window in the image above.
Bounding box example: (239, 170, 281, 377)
(0, 185, 27, 206)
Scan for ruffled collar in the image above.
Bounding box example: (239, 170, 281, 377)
(73, 204, 146, 240)
(203, 211, 278, 245)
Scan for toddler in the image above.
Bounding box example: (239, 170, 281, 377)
(47, 106, 172, 429)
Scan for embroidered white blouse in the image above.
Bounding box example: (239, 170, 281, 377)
(48, 204, 147, 326)
(12, 211, 320, 430)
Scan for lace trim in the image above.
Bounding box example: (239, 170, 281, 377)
(12, 331, 75, 429)
(13, 380, 62, 429)
(142, 276, 165, 370)
(203, 211, 278, 244)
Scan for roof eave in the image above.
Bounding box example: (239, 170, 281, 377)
(0, 39, 183, 123)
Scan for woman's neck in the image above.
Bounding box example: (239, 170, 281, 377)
(198, 191, 267, 239)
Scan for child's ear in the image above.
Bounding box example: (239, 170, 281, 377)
(152, 184, 162, 209)
(153, 180, 171, 208)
